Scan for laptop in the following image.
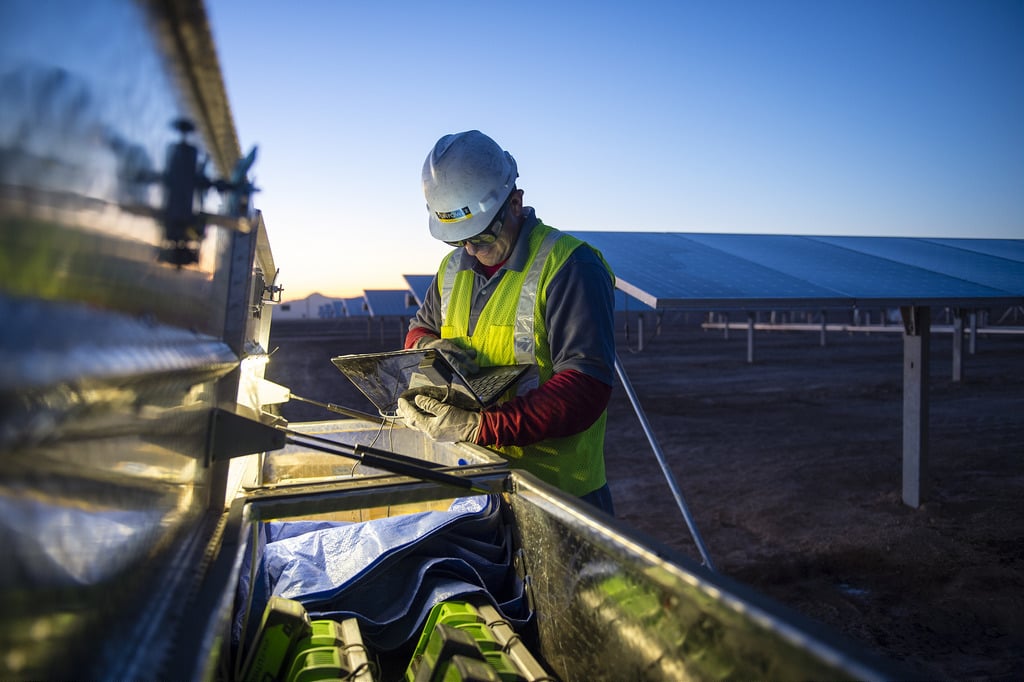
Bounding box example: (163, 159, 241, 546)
(330, 348, 531, 416)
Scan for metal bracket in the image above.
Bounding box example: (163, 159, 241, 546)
(261, 267, 284, 305)
(207, 406, 285, 462)
(248, 268, 285, 320)
(139, 118, 260, 267)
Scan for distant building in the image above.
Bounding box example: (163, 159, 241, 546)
(275, 293, 355, 320)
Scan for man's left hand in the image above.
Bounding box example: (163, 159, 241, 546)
(397, 393, 481, 443)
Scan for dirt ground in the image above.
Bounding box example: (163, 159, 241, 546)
(266, 312, 1024, 681)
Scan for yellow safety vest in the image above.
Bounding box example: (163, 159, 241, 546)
(436, 223, 611, 496)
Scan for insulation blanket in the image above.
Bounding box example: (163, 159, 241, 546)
(234, 494, 529, 652)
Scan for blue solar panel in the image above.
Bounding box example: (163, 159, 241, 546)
(815, 236, 1024, 296)
(688, 234, 1008, 299)
(342, 296, 368, 317)
(403, 274, 435, 307)
(570, 231, 1024, 310)
(924, 238, 1024, 264)
(576, 232, 841, 307)
(362, 289, 418, 317)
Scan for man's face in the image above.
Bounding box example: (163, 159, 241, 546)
(465, 190, 523, 266)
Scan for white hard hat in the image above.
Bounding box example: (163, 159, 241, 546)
(422, 130, 518, 243)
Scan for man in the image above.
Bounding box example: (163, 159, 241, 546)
(397, 130, 617, 515)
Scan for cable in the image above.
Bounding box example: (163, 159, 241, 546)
(234, 522, 262, 680)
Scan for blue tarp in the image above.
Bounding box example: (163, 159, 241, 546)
(234, 495, 529, 653)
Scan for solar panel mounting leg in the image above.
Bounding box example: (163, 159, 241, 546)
(900, 305, 930, 508)
(614, 354, 716, 571)
(952, 309, 964, 382)
(746, 312, 755, 364)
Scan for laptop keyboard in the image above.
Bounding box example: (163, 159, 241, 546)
(468, 366, 527, 401)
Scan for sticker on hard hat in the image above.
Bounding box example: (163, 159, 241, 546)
(435, 206, 472, 223)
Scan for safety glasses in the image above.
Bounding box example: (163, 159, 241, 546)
(445, 196, 511, 248)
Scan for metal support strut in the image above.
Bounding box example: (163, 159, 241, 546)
(614, 354, 716, 571)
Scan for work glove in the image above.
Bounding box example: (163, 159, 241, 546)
(397, 393, 481, 443)
(415, 336, 479, 376)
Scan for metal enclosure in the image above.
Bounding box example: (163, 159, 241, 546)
(1, 0, 274, 677)
(171, 470, 894, 681)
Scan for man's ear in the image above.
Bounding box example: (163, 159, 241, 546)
(510, 188, 525, 215)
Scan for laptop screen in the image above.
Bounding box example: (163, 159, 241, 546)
(331, 349, 530, 416)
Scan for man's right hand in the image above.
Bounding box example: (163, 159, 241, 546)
(397, 393, 481, 443)
(414, 336, 479, 376)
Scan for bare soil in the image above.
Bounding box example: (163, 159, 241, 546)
(266, 313, 1024, 681)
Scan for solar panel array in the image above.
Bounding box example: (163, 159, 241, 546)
(571, 232, 1024, 311)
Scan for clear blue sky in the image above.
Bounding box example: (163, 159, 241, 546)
(207, 0, 1023, 301)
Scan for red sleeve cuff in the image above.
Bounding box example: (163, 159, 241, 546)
(477, 369, 611, 447)
(405, 326, 437, 350)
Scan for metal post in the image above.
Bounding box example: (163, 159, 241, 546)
(820, 309, 827, 347)
(969, 310, 977, 355)
(614, 354, 716, 570)
(746, 312, 755, 364)
(952, 309, 964, 382)
(900, 306, 930, 508)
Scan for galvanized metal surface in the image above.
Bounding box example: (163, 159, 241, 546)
(1, 0, 240, 327)
(507, 474, 896, 681)
(0, 1, 263, 678)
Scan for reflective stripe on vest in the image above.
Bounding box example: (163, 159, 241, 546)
(439, 252, 460, 328)
(514, 229, 560, 364)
